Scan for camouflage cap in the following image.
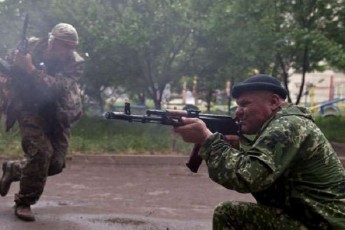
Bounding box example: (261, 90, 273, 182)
(50, 23, 79, 45)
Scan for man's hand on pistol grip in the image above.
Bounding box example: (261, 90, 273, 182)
(14, 50, 35, 75)
(173, 117, 213, 145)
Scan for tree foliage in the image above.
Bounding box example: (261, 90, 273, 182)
(0, 0, 344, 110)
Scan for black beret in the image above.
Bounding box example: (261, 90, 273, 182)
(231, 74, 287, 99)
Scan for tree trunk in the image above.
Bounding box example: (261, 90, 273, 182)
(205, 89, 213, 112)
(97, 93, 105, 114)
(276, 52, 292, 103)
(295, 45, 309, 105)
(137, 92, 146, 106)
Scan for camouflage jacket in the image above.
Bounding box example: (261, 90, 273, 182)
(3, 37, 84, 130)
(200, 104, 345, 229)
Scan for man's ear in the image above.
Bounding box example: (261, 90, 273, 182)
(270, 94, 282, 111)
(47, 39, 54, 51)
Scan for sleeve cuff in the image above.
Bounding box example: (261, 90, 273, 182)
(199, 132, 222, 160)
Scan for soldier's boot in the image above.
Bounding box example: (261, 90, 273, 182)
(14, 204, 35, 222)
(0, 162, 17, 196)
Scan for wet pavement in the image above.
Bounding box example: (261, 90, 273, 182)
(0, 155, 254, 230)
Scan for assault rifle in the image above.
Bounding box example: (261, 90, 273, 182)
(104, 103, 241, 173)
(0, 13, 29, 74)
(18, 13, 30, 55)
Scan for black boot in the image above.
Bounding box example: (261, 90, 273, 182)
(14, 204, 35, 221)
(0, 162, 16, 197)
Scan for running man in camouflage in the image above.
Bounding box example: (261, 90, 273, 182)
(174, 74, 345, 229)
(0, 23, 84, 221)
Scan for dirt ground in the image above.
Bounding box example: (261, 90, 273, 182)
(0, 142, 344, 230)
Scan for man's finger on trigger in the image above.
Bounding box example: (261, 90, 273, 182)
(181, 117, 199, 124)
(224, 135, 240, 141)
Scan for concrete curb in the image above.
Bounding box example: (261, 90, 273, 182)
(68, 154, 190, 166)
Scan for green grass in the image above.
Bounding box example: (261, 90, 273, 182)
(0, 124, 23, 157)
(315, 116, 345, 143)
(69, 116, 191, 154)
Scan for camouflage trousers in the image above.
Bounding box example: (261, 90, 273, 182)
(212, 201, 309, 230)
(9, 111, 70, 206)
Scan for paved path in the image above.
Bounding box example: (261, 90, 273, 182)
(0, 155, 254, 230)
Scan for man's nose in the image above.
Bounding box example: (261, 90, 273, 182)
(235, 107, 243, 117)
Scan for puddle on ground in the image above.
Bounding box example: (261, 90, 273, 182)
(35, 200, 90, 207)
(88, 216, 158, 229)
